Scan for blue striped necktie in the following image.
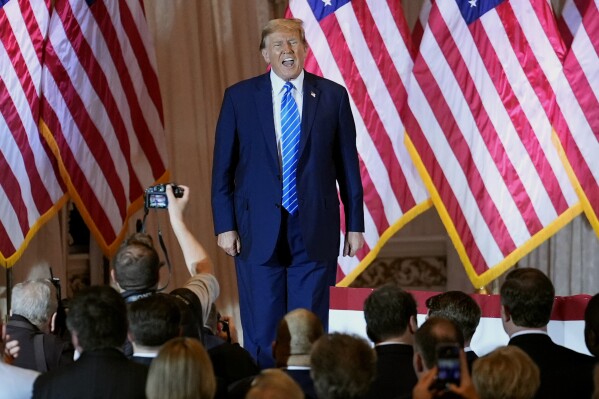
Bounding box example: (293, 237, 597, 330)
(281, 82, 300, 214)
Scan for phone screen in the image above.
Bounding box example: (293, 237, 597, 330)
(434, 344, 461, 390)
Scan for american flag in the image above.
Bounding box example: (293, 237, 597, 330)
(0, 0, 66, 267)
(412, 0, 432, 49)
(40, 0, 168, 256)
(286, 0, 431, 285)
(556, 0, 591, 49)
(404, 0, 581, 287)
(553, 0, 599, 239)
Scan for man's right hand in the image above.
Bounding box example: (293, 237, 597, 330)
(218, 230, 241, 257)
(3, 334, 20, 363)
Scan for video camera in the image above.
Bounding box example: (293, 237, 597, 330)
(144, 184, 184, 210)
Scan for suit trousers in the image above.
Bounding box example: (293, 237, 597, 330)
(235, 209, 337, 368)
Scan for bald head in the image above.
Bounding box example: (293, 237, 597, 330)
(274, 309, 323, 367)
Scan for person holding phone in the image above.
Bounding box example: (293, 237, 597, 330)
(410, 317, 479, 399)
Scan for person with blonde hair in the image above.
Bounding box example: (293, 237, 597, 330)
(146, 337, 216, 399)
(472, 346, 539, 399)
(246, 368, 304, 399)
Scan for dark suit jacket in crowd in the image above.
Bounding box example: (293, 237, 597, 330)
(286, 368, 317, 399)
(130, 355, 154, 367)
(465, 349, 478, 372)
(509, 333, 596, 399)
(208, 341, 260, 387)
(363, 343, 418, 399)
(32, 347, 148, 399)
(6, 314, 74, 372)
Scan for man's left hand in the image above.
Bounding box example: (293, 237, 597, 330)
(343, 231, 364, 257)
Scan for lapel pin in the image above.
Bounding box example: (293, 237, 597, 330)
(311, 91, 316, 98)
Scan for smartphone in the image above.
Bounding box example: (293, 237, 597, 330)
(433, 343, 461, 390)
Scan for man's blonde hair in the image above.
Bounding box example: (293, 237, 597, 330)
(260, 18, 306, 50)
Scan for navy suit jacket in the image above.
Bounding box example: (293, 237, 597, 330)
(363, 344, 417, 399)
(509, 333, 596, 399)
(212, 71, 364, 263)
(33, 348, 148, 399)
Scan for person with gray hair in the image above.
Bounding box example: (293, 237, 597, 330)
(6, 279, 73, 372)
(426, 291, 481, 369)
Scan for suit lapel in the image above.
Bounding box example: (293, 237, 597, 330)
(300, 72, 320, 160)
(254, 73, 279, 166)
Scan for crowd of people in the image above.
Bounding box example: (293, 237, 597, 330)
(0, 184, 598, 399)
(1, 16, 599, 399)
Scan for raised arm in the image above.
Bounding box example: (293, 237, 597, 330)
(166, 185, 213, 276)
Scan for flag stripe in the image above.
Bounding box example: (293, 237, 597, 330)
(38, 0, 167, 254)
(412, 0, 432, 49)
(490, 3, 577, 212)
(434, 11, 547, 237)
(43, 29, 128, 223)
(317, 14, 391, 234)
(406, 0, 579, 280)
(404, 108, 489, 272)
(41, 91, 119, 242)
(57, 0, 137, 208)
(0, 0, 65, 266)
(412, 54, 517, 257)
(0, 77, 52, 223)
(88, 0, 164, 188)
(0, 211, 17, 257)
(337, 4, 414, 213)
(554, 0, 599, 231)
(470, 9, 569, 219)
(290, 0, 431, 282)
(360, 0, 419, 209)
(118, 0, 164, 126)
(558, 0, 590, 48)
(418, 4, 527, 255)
(1, 3, 38, 112)
(290, 0, 394, 256)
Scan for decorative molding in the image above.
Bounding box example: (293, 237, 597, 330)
(351, 237, 448, 290)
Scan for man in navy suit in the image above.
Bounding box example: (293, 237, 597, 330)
(500, 267, 596, 399)
(33, 286, 148, 399)
(211, 18, 364, 367)
(362, 284, 418, 399)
